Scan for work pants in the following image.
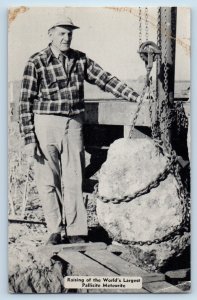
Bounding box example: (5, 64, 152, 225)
(34, 113, 87, 236)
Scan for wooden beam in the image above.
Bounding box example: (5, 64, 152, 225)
(143, 281, 182, 293)
(165, 268, 190, 282)
(39, 242, 107, 256)
(157, 7, 177, 148)
(159, 7, 177, 106)
(84, 99, 189, 126)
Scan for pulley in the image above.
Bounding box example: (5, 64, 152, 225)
(138, 41, 161, 84)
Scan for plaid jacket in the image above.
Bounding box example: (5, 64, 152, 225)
(19, 45, 139, 145)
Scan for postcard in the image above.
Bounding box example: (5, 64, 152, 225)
(8, 6, 190, 294)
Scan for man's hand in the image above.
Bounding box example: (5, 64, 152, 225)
(25, 143, 37, 166)
(136, 93, 154, 103)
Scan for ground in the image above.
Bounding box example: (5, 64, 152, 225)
(8, 120, 191, 293)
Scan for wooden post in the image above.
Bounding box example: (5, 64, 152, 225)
(124, 125, 132, 138)
(157, 7, 177, 148)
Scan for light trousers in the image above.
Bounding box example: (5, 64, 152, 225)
(34, 113, 87, 236)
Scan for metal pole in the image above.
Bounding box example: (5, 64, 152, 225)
(157, 7, 177, 148)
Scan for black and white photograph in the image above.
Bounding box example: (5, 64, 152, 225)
(8, 6, 191, 293)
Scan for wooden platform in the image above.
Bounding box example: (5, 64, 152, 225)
(54, 243, 183, 294)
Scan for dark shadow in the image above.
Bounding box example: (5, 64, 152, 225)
(88, 226, 112, 245)
(83, 178, 98, 194)
(84, 124, 123, 147)
(84, 124, 123, 178)
(160, 246, 190, 274)
(134, 126, 152, 138)
(85, 149, 108, 179)
(84, 102, 99, 124)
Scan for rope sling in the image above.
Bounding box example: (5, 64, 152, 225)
(94, 7, 190, 246)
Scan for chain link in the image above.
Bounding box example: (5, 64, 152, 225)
(128, 80, 149, 138)
(94, 157, 175, 205)
(163, 9, 169, 101)
(139, 7, 149, 45)
(155, 7, 162, 142)
(110, 220, 190, 246)
(174, 101, 188, 135)
(148, 80, 161, 153)
(145, 7, 149, 41)
(138, 7, 142, 47)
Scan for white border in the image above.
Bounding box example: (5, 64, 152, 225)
(1, 0, 196, 299)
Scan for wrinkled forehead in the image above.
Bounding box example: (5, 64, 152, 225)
(53, 26, 74, 33)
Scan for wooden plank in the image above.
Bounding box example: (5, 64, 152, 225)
(39, 242, 107, 256)
(165, 268, 190, 281)
(107, 244, 124, 254)
(57, 250, 116, 276)
(176, 281, 191, 293)
(85, 250, 165, 283)
(85, 250, 147, 276)
(124, 125, 132, 138)
(85, 101, 151, 126)
(143, 274, 165, 284)
(8, 217, 47, 226)
(57, 249, 148, 293)
(143, 281, 182, 293)
(84, 99, 190, 126)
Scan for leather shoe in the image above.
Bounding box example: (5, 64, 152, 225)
(45, 233, 61, 245)
(68, 235, 86, 244)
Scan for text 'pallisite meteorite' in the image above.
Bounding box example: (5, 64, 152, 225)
(64, 276, 142, 289)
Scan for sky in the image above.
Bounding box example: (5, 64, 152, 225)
(8, 6, 190, 82)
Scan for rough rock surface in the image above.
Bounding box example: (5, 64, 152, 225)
(96, 138, 190, 270)
(9, 246, 64, 293)
(9, 244, 66, 293)
(118, 232, 190, 272)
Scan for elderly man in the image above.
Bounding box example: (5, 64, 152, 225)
(19, 17, 139, 245)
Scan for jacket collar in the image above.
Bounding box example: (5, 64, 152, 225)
(41, 45, 78, 81)
(42, 44, 76, 65)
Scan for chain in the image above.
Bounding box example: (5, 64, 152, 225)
(174, 101, 188, 135)
(94, 156, 190, 246)
(157, 7, 161, 51)
(145, 7, 149, 41)
(163, 9, 169, 101)
(156, 7, 160, 100)
(128, 81, 148, 138)
(139, 7, 149, 45)
(155, 7, 162, 142)
(110, 219, 190, 246)
(94, 157, 175, 204)
(159, 8, 173, 154)
(138, 7, 142, 47)
(94, 8, 190, 246)
(148, 80, 162, 153)
(158, 8, 191, 237)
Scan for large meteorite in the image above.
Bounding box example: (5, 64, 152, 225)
(96, 138, 190, 271)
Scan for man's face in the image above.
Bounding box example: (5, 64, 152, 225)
(49, 26, 73, 52)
